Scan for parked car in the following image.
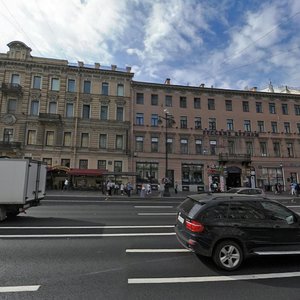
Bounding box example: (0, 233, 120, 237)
(225, 187, 265, 196)
(175, 194, 300, 271)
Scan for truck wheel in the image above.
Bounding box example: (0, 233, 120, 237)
(213, 240, 243, 271)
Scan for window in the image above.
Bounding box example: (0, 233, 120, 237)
(114, 161, 122, 172)
(225, 100, 232, 111)
(11, 74, 20, 84)
(27, 130, 36, 145)
(30, 100, 39, 116)
(136, 162, 159, 184)
(195, 117, 202, 129)
(282, 103, 288, 115)
(195, 139, 202, 154)
(83, 80, 91, 93)
(269, 103, 276, 114)
(180, 97, 187, 108)
(165, 95, 172, 107)
(136, 113, 144, 125)
(244, 120, 251, 132)
(201, 203, 229, 220)
(48, 101, 57, 114)
(227, 202, 265, 220)
(228, 141, 235, 154)
(210, 140, 217, 155)
(271, 122, 278, 133)
(61, 159, 70, 167)
(261, 201, 295, 224)
(99, 134, 107, 149)
(194, 98, 201, 109)
(297, 123, 300, 134)
(98, 160, 106, 169)
(256, 102, 263, 113)
(151, 94, 158, 106)
(79, 159, 88, 169)
(117, 84, 124, 96)
(208, 99, 215, 110)
(7, 99, 17, 114)
(260, 142, 267, 156)
(180, 116, 187, 128)
(242, 101, 249, 112)
(51, 78, 60, 91)
(284, 122, 291, 133)
(45, 131, 54, 146)
(81, 133, 89, 147)
(43, 158, 52, 166)
(66, 103, 74, 118)
(3, 128, 13, 143)
(82, 104, 90, 119)
(151, 114, 158, 127)
(116, 107, 123, 121)
(33, 76, 41, 89)
(209, 118, 216, 130)
(67, 79, 75, 92)
(294, 105, 300, 116)
(115, 135, 123, 150)
(287, 143, 294, 157)
(135, 136, 144, 151)
(273, 142, 281, 157)
(257, 121, 265, 132)
(180, 139, 188, 154)
(181, 163, 204, 185)
(63, 132, 72, 147)
(100, 105, 108, 120)
(167, 138, 173, 154)
(102, 82, 109, 95)
(246, 141, 253, 155)
(136, 93, 144, 104)
(227, 119, 234, 131)
(151, 137, 158, 152)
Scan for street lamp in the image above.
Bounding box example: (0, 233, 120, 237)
(158, 109, 175, 197)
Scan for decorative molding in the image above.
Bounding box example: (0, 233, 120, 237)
(115, 99, 126, 106)
(2, 114, 16, 125)
(30, 90, 41, 100)
(48, 91, 59, 101)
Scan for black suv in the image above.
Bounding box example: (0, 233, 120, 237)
(175, 194, 300, 271)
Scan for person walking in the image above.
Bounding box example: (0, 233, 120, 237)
(63, 178, 69, 191)
(174, 182, 178, 194)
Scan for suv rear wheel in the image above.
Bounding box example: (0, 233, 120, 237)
(213, 240, 243, 271)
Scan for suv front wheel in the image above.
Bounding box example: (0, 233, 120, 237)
(213, 240, 243, 271)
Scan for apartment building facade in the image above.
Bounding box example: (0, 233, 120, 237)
(1, 41, 300, 192)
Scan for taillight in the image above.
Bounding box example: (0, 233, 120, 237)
(185, 219, 205, 233)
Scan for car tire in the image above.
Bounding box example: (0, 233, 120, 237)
(213, 240, 243, 271)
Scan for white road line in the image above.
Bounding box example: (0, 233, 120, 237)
(138, 213, 177, 216)
(0, 233, 176, 238)
(0, 285, 40, 293)
(128, 271, 300, 284)
(0, 225, 174, 229)
(134, 206, 173, 208)
(126, 249, 191, 253)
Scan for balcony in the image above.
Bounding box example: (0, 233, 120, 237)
(39, 113, 62, 123)
(1, 83, 23, 96)
(219, 153, 251, 164)
(0, 141, 22, 150)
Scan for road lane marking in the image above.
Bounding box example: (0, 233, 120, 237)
(0, 285, 40, 293)
(138, 213, 177, 216)
(128, 271, 300, 284)
(0, 225, 174, 229)
(134, 206, 173, 208)
(0, 233, 176, 238)
(126, 249, 191, 253)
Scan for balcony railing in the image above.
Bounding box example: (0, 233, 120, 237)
(0, 141, 22, 149)
(1, 83, 23, 95)
(39, 113, 62, 123)
(219, 153, 251, 163)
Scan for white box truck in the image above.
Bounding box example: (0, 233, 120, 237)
(0, 158, 47, 221)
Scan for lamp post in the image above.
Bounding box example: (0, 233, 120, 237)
(158, 109, 175, 197)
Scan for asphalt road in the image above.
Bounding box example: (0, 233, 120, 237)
(0, 196, 299, 300)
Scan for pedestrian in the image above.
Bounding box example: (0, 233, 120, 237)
(158, 184, 163, 198)
(120, 183, 124, 195)
(174, 182, 178, 194)
(63, 178, 69, 191)
(126, 182, 133, 197)
(296, 183, 300, 197)
(291, 182, 297, 195)
(146, 183, 151, 195)
(140, 184, 146, 198)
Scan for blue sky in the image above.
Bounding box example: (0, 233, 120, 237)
(1, 0, 300, 90)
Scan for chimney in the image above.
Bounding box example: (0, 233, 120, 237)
(200, 83, 205, 88)
(111, 64, 117, 71)
(126, 66, 131, 73)
(94, 63, 100, 69)
(78, 61, 84, 67)
(164, 78, 171, 85)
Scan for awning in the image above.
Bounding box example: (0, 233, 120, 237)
(103, 171, 137, 177)
(69, 168, 105, 176)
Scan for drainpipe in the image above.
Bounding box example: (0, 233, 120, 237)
(73, 66, 81, 168)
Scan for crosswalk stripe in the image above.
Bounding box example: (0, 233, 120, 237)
(0, 285, 40, 293)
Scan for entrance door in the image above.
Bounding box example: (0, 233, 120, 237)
(226, 166, 241, 189)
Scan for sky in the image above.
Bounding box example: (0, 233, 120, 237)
(1, 0, 300, 91)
